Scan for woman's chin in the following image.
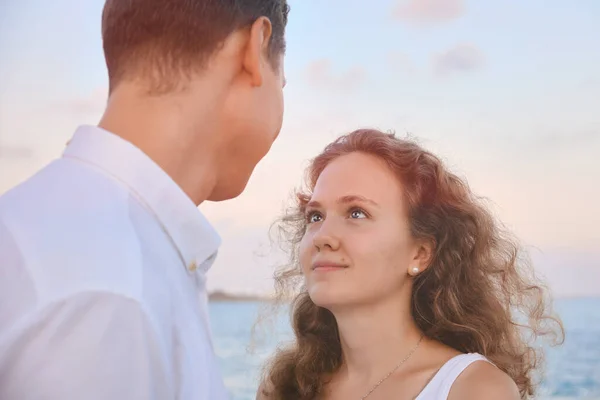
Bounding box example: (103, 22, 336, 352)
(308, 285, 357, 310)
(308, 286, 337, 308)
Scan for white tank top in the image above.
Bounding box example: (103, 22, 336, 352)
(415, 353, 492, 399)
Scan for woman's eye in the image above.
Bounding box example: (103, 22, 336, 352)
(307, 211, 323, 223)
(349, 209, 367, 219)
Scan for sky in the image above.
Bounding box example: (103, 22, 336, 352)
(1, 0, 599, 297)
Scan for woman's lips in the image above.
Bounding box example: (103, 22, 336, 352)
(312, 261, 348, 272)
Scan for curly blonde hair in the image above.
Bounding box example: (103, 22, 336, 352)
(260, 129, 564, 399)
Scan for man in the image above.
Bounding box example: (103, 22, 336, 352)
(0, 0, 289, 399)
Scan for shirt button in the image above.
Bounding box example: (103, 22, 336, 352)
(188, 261, 197, 272)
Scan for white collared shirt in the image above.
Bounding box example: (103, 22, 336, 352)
(0, 126, 229, 400)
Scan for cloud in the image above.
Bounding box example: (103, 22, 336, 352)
(432, 44, 485, 76)
(305, 59, 366, 91)
(387, 52, 416, 74)
(394, 0, 465, 25)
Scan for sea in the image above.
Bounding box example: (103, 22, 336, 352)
(209, 297, 600, 400)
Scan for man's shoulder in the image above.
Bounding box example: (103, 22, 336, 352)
(0, 157, 132, 218)
(0, 159, 153, 305)
(0, 156, 147, 237)
(1, 160, 139, 245)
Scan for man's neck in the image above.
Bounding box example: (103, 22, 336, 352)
(331, 293, 424, 385)
(98, 84, 221, 205)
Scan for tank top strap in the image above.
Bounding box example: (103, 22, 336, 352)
(416, 353, 493, 400)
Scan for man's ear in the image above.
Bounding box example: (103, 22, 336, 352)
(242, 16, 273, 87)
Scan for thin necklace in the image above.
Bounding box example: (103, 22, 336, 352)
(359, 334, 425, 400)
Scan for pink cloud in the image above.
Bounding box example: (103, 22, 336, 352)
(394, 0, 465, 25)
(432, 44, 485, 76)
(305, 59, 366, 91)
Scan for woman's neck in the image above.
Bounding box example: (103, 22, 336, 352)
(331, 295, 425, 385)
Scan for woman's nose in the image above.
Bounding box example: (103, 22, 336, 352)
(312, 221, 341, 252)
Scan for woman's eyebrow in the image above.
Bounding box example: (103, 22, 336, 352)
(306, 195, 379, 209)
(338, 195, 379, 207)
(306, 200, 322, 209)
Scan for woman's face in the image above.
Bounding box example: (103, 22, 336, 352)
(300, 152, 420, 310)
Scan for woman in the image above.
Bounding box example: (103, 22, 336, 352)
(258, 129, 564, 399)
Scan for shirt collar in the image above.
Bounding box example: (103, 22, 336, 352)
(63, 125, 221, 274)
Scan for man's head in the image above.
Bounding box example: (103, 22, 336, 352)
(101, 0, 290, 201)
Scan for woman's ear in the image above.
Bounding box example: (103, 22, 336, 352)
(408, 239, 434, 276)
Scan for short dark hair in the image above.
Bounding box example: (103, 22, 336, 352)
(101, 0, 290, 93)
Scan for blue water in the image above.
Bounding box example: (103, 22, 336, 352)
(209, 298, 600, 400)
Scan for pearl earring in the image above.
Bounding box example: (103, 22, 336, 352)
(411, 267, 420, 275)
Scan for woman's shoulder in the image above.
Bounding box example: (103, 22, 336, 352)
(447, 355, 520, 400)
